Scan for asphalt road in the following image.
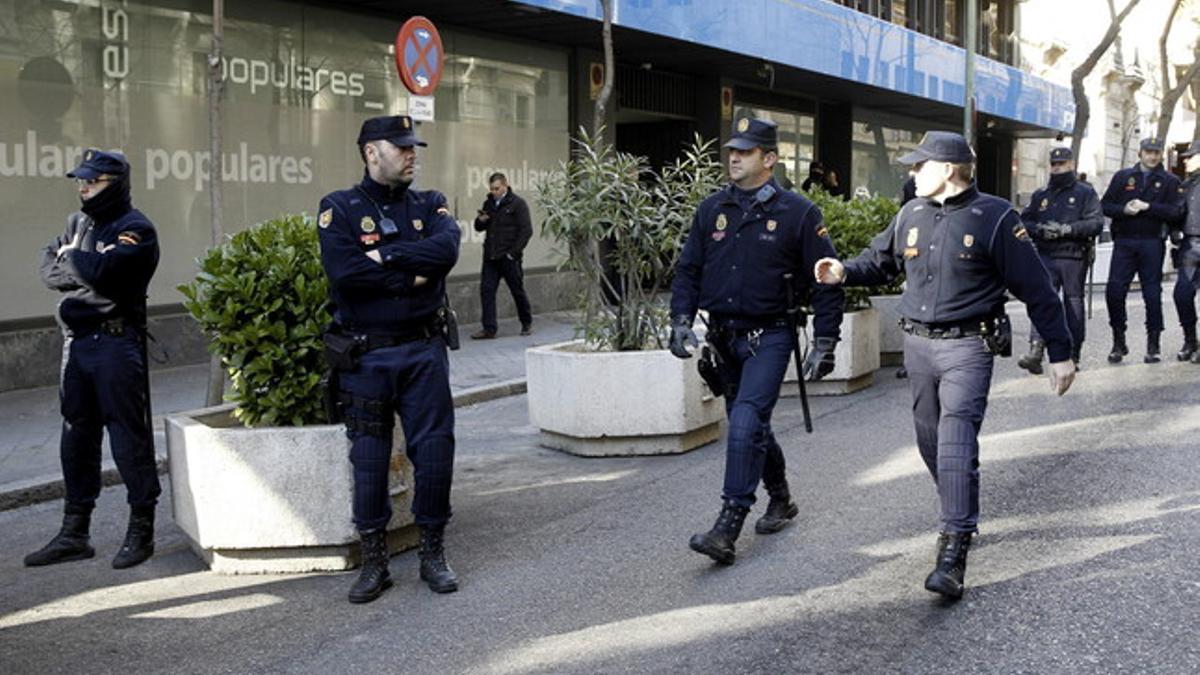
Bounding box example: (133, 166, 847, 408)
(1, 302, 1198, 674)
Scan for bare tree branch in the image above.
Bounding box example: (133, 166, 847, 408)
(1070, 0, 1143, 161)
(593, 0, 614, 139)
(1155, 0, 1199, 140)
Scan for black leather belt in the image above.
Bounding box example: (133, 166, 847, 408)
(354, 320, 439, 351)
(900, 317, 993, 340)
(73, 317, 137, 338)
(708, 315, 789, 335)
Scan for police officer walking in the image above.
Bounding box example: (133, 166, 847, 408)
(318, 116, 461, 604)
(1016, 147, 1103, 372)
(815, 132, 1076, 599)
(1100, 137, 1184, 364)
(670, 117, 844, 565)
(28, 149, 161, 570)
(1170, 140, 1200, 362)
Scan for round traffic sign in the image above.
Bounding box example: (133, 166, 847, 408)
(394, 16, 444, 97)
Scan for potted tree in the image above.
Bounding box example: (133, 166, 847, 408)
(526, 129, 726, 456)
(780, 189, 901, 394)
(169, 214, 415, 574)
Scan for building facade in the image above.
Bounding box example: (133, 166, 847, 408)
(0, 0, 1072, 390)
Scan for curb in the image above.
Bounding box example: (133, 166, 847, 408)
(0, 377, 528, 512)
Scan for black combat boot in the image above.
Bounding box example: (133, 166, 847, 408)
(348, 529, 392, 604)
(1016, 340, 1045, 375)
(1177, 326, 1197, 361)
(924, 532, 973, 599)
(419, 526, 459, 594)
(1145, 330, 1162, 364)
(24, 504, 95, 567)
(1107, 329, 1128, 364)
(689, 500, 750, 565)
(755, 482, 800, 534)
(112, 506, 155, 569)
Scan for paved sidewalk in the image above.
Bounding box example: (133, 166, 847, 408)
(0, 311, 577, 509)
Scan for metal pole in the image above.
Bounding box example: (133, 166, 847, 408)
(964, 0, 978, 145)
(205, 0, 226, 407)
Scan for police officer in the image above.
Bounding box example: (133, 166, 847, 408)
(1100, 137, 1184, 364)
(1170, 139, 1200, 362)
(815, 132, 1076, 599)
(670, 117, 844, 565)
(318, 116, 461, 603)
(1016, 147, 1103, 372)
(28, 149, 161, 570)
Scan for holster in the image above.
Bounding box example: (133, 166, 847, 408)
(322, 331, 362, 371)
(982, 314, 1013, 357)
(438, 300, 461, 351)
(697, 345, 727, 398)
(321, 369, 342, 424)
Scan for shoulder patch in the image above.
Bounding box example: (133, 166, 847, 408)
(319, 209, 333, 228)
(1013, 224, 1031, 242)
(117, 231, 141, 246)
(436, 206, 450, 215)
(815, 224, 828, 238)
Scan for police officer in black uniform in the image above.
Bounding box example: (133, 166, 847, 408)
(1016, 147, 1103, 371)
(29, 149, 161, 570)
(318, 116, 461, 604)
(670, 117, 844, 565)
(1171, 139, 1200, 362)
(815, 132, 1076, 599)
(1100, 137, 1184, 364)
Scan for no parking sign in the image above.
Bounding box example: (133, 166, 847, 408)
(395, 16, 444, 97)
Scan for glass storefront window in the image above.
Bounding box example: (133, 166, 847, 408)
(852, 109, 954, 200)
(0, 0, 568, 322)
(732, 105, 815, 192)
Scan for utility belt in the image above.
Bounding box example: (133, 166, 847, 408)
(707, 313, 794, 337)
(901, 314, 1012, 356)
(322, 317, 440, 371)
(70, 317, 141, 338)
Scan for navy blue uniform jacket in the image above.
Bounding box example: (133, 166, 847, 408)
(671, 179, 845, 340)
(842, 185, 1073, 362)
(318, 175, 461, 334)
(1019, 176, 1103, 259)
(1101, 164, 1183, 239)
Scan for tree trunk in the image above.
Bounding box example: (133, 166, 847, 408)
(1069, 0, 1142, 161)
(205, 0, 226, 407)
(593, 0, 614, 140)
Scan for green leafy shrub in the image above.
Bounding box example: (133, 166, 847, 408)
(802, 189, 904, 310)
(178, 214, 330, 427)
(538, 128, 723, 350)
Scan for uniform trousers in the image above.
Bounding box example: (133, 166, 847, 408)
(904, 333, 994, 534)
(339, 337, 455, 531)
(60, 329, 161, 510)
(713, 327, 792, 508)
(1030, 254, 1088, 351)
(1106, 238, 1166, 333)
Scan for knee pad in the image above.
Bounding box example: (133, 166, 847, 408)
(341, 391, 393, 439)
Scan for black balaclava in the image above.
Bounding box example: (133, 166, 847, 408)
(1048, 170, 1076, 190)
(80, 172, 132, 224)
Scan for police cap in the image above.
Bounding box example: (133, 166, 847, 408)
(1049, 147, 1073, 163)
(724, 117, 778, 151)
(357, 115, 427, 148)
(1181, 139, 1200, 158)
(67, 148, 128, 180)
(897, 131, 976, 165)
(1139, 137, 1164, 152)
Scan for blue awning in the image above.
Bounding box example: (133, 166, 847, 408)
(514, 0, 1074, 133)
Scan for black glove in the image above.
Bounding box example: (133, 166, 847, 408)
(669, 315, 699, 359)
(1040, 221, 1065, 240)
(802, 336, 837, 381)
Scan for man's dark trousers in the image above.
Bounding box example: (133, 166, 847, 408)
(480, 255, 532, 334)
(1175, 265, 1200, 330)
(715, 327, 792, 507)
(1030, 254, 1088, 351)
(60, 329, 161, 510)
(1106, 238, 1166, 332)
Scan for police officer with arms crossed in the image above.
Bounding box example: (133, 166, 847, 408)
(1170, 139, 1200, 362)
(670, 117, 844, 565)
(815, 132, 1076, 599)
(1100, 137, 1184, 364)
(1016, 146, 1103, 372)
(28, 149, 161, 570)
(318, 116, 461, 604)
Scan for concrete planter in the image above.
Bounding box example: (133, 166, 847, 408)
(166, 404, 416, 574)
(870, 294, 905, 367)
(783, 308, 880, 396)
(526, 340, 724, 456)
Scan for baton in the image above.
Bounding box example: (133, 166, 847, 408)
(783, 273, 813, 433)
